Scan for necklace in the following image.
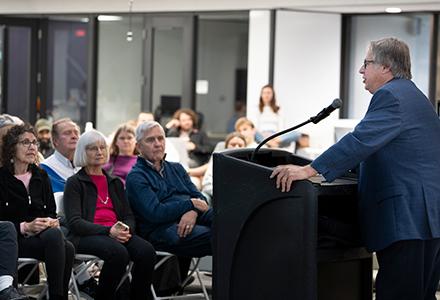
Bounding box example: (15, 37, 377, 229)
(98, 193, 109, 204)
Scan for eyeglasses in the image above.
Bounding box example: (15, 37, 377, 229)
(86, 145, 108, 152)
(18, 140, 40, 148)
(363, 60, 374, 69)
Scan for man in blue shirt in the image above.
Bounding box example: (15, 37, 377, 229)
(40, 118, 80, 193)
(127, 121, 212, 258)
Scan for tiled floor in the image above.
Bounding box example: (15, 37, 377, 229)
(26, 270, 440, 300)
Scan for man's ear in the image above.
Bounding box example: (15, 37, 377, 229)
(52, 137, 58, 148)
(135, 143, 141, 155)
(381, 65, 391, 75)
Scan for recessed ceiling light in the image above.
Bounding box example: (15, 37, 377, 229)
(97, 15, 123, 21)
(386, 7, 402, 13)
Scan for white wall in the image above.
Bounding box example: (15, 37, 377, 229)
(272, 10, 342, 150)
(246, 10, 271, 118)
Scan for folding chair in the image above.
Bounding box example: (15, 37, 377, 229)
(151, 251, 209, 300)
(17, 258, 48, 300)
(69, 254, 134, 300)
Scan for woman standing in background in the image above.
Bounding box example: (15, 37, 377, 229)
(251, 85, 301, 148)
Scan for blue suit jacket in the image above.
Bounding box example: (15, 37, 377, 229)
(311, 78, 440, 252)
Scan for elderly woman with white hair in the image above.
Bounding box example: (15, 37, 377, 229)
(63, 130, 155, 300)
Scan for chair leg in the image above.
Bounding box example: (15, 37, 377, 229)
(116, 261, 134, 290)
(70, 269, 82, 300)
(192, 258, 210, 300)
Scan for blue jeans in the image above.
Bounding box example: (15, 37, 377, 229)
(147, 208, 212, 258)
(77, 234, 156, 300)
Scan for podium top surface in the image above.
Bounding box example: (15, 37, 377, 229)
(216, 148, 357, 189)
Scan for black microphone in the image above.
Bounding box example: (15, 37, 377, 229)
(249, 98, 343, 162)
(310, 98, 343, 124)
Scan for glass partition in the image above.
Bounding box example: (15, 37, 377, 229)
(96, 15, 143, 136)
(195, 13, 249, 138)
(47, 19, 89, 129)
(5, 26, 31, 122)
(151, 26, 184, 127)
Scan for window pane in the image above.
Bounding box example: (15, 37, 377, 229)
(151, 26, 183, 127)
(6, 26, 31, 121)
(196, 14, 249, 138)
(97, 15, 143, 136)
(47, 20, 89, 129)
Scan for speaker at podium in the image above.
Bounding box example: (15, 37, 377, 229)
(212, 148, 372, 300)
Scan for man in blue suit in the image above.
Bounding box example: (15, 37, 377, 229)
(271, 37, 440, 299)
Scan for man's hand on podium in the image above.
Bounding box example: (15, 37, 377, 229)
(270, 164, 318, 192)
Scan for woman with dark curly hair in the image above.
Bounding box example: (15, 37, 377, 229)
(0, 124, 74, 300)
(165, 108, 213, 168)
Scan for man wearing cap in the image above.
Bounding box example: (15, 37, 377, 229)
(34, 118, 54, 159)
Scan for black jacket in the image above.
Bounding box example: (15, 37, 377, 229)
(0, 166, 56, 236)
(167, 128, 213, 166)
(64, 168, 136, 248)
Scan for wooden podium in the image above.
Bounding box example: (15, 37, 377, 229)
(212, 148, 372, 300)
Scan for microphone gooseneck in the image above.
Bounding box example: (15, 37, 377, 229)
(250, 98, 343, 162)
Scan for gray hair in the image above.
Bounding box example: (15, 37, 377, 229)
(135, 121, 165, 143)
(0, 115, 14, 129)
(74, 130, 109, 167)
(368, 37, 412, 79)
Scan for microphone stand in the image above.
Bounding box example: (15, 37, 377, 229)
(250, 119, 311, 162)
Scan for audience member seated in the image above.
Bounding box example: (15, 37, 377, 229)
(0, 221, 29, 300)
(234, 117, 261, 148)
(39, 118, 98, 298)
(250, 84, 301, 148)
(201, 132, 246, 205)
(137, 111, 155, 125)
(126, 121, 212, 288)
(0, 124, 74, 300)
(34, 118, 54, 159)
(40, 118, 80, 193)
(165, 108, 213, 168)
(64, 130, 156, 300)
(137, 111, 180, 163)
(102, 123, 138, 185)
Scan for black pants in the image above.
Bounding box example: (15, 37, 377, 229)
(77, 234, 156, 300)
(0, 222, 18, 281)
(376, 238, 440, 300)
(18, 227, 75, 300)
